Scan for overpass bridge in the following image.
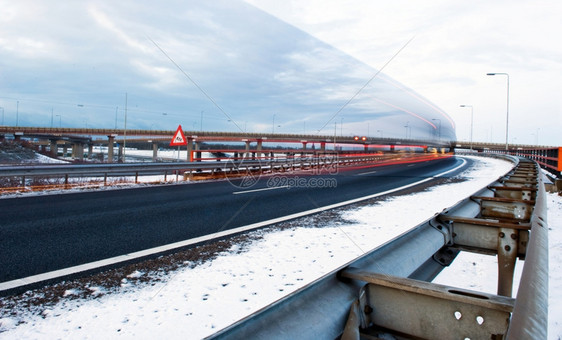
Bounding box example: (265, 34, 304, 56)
(1, 126, 560, 179)
(0, 125, 452, 161)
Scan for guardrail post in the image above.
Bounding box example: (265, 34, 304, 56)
(497, 227, 518, 297)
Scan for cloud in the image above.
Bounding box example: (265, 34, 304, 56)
(0, 0, 458, 141)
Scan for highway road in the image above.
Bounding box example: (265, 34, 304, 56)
(0, 156, 470, 286)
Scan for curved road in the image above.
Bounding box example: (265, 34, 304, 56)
(0, 156, 470, 286)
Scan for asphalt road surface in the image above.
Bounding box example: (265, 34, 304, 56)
(0, 156, 470, 283)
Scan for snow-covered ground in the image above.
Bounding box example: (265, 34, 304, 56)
(0, 156, 560, 339)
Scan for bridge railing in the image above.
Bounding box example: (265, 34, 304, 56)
(478, 146, 561, 179)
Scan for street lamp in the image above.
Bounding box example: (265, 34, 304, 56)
(0, 107, 4, 125)
(460, 105, 473, 150)
(487, 72, 510, 150)
(432, 119, 441, 140)
(404, 122, 411, 139)
(340, 117, 343, 136)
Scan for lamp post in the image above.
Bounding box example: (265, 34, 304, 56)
(487, 72, 509, 150)
(460, 105, 473, 150)
(0, 107, 4, 125)
(432, 119, 441, 140)
(200, 110, 204, 131)
(272, 114, 280, 133)
(340, 117, 343, 136)
(404, 122, 411, 139)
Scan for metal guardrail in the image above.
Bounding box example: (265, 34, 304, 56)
(0, 162, 238, 177)
(476, 146, 561, 179)
(0, 153, 447, 180)
(209, 155, 548, 339)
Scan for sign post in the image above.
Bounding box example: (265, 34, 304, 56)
(170, 125, 188, 162)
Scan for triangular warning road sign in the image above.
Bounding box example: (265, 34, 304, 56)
(170, 125, 188, 146)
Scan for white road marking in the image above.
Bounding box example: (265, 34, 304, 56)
(232, 185, 290, 195)
(357, 170, 377, 176)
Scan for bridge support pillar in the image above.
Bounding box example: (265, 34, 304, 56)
(244, 140, 251, 158)
(152, 142, 159, 161)
(62, 144, 68, 157)
(364, 144, 369, 152)
(118, 144, 124, 162)
(390, 144, 395, 152)
(107, 135, 115, 163)
(72, 142, 84, 161)
(320, 142, 326, 153)
(87, 144, 93, 159)
(256, 139, 263, 159)
(187, 138, 194, 162)
(49, 139, 58, 157)
(195, 141, 202, 162)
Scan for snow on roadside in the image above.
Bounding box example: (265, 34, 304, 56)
(546, 192, 562, 339)
(34, 153, 69, 164)
(1, 156, 560, 339)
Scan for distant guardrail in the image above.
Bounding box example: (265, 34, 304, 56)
(0, 153, 451, 187)
(457, 145, 561, 179)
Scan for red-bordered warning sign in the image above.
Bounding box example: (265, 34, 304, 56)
(170, 125, 188, 146)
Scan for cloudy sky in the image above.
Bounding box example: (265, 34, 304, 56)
(1, 0, 560, 145)
(248, 0, 562, 146)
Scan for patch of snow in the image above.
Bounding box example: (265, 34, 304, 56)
(546, 192, 562, 339)
(34, 153, 68, 164)
(0, 318, 17, 333)
(63, 289, 81, 297)
(126, 271, 144, 279)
